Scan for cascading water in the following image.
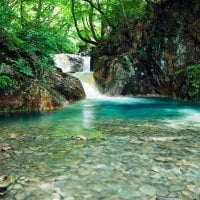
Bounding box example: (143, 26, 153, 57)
(54, 54, 102, 99)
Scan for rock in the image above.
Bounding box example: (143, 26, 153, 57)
(11, 184, 23, 190)
(0, 71, 85, 112)
(149, 197, 157, 200)
(1, 145, 12, 151)
(0, 175, 13, 189)
(78, 168, 90, 176)
(15, 192, 26, 200)
(155, 157, 173, 162)
(9, 134, 17, 139)
(52, 193, 61, 200)
(139, 184, 157, 196)
(156, 197, 183, 200)
(130, 139, 143, 144)
(151, 166, 162, 173)
(92, 0, 200, 101)
(72, 135, 87, 141)
(52, 72, 86, 102)
(54, 175, 69, 181)
(186, 185, 200, 194)
(144, 137, 186, 142)
(54, 54, 84, 73)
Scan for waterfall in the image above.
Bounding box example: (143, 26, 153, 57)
(54, 54, 102, 99)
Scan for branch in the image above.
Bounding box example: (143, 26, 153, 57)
(71, 0, 98, 45)
(81, 0, 116, 29)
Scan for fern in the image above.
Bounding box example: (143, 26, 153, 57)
(0, 75, 12, 89)
(13, 59, 33, 77)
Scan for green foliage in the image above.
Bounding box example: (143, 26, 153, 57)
(13, 59, 33, 77)
(176, 64, 200, 100)
(71, 0, 147, 45)
(138, 49, 147, 59)
(0, 0, 151, 82)
(187, 65, 200, 87)
(0, 0, 80, 81)
(186, 64, 200, 99)
(122, 55, 132, 70)
(0, 75, 12, 89)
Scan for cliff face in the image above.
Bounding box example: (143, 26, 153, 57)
(93, 0, 200, 100)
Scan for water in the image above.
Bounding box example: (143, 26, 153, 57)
(74, 72, 103, 99)
(0, 97, 200, 199)
(54, 53, 102, 99)
(54, 54, 90, 73)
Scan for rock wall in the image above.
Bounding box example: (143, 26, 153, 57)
(92, 0, 200, 100)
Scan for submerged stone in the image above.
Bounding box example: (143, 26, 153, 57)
(139, 185, 157, 196)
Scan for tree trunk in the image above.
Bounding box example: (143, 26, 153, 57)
(71, 0, 98, 45)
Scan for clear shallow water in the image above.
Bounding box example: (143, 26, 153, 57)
(0, 97, 200, 200)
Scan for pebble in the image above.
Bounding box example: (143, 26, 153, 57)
(151, 166, 162, 173)
(15, 192, 26, 200)
(1, 117, 200, 200)
(155, 157, 173, 162)
(156, 197, 183, 200)
(73, 135, 87, 140)
(12, 184, 23, 190)
(169, 184, 186, 192)
(186, 184, 200, 194)
(139, 185, 157, 196)
(52, 192, 61, 200)
(54, 175, 69, 181)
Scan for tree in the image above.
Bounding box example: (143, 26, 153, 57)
(70, 0, 147, 45)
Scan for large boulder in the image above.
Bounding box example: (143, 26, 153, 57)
(0, 71, 85, 112)
(54, 54, 84, 73)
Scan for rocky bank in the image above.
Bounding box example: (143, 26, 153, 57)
(0, 67, 85, 112)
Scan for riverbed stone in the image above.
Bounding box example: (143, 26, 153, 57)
(139, 185, 157, 196)
(169, 184, 186, 192)
(151, 166, 162, 173)
(15, 192, 26, 200)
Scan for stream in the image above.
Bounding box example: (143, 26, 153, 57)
(0, 97, 200, 200)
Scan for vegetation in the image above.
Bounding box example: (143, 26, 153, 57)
(0, 75, 12, 89)
(186, 64, 200, 100)
(0, 0, 79, 83)
(0, 0, 152, 82)
(0, 0, 199, 102)
(0, 2, 160, 72)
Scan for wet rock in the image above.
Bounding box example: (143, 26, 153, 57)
(151, 166, 162, 173)
(155, 157, 173, 162)
(72, 135, 87, 141)
(54, 54, 84, 73)
(92, 0, 200, 101)
(1, 144, 12, 152)
(0, 71, 85, 112)
(139, 185, 157, 196)
(0, 175, 13, 189)
(156, 197, 183, 200)
(169, 184, 186, 192)
(143, 137, 186, 142)
(52, 192, 61, 200)
(9, 134, 17, 139)
(54, 175, 69, 181)
(15, 192, 26, 200)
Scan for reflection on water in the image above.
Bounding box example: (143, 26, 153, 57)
(0, 97, 200, 200)
(82, 108, 94, 129)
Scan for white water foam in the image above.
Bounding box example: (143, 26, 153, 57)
(54, 54, 103, 99)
